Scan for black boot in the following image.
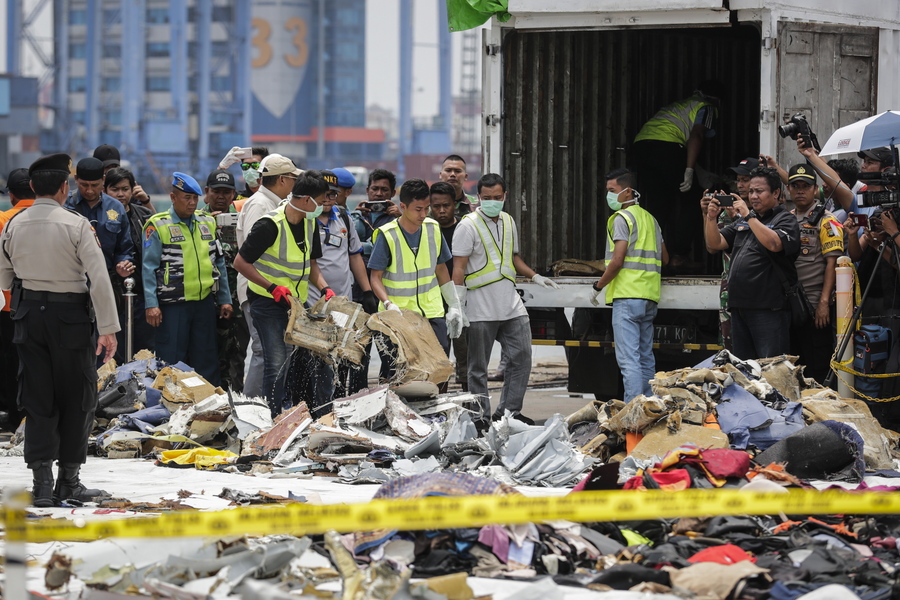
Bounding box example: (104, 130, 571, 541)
(54, 463, 109, 504)
(29, 461, 55, 508)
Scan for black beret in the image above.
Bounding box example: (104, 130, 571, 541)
(28, 153, 72, 177)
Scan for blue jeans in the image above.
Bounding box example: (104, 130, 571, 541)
(248, 295, 293, 414)
(730, 307, 791, 360)
(612, 298, 658, 402)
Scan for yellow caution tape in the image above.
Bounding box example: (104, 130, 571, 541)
(8, 489, 900, 544)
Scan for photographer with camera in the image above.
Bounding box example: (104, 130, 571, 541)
(352, 168, 401, 267)
(704, 167, 800, 360)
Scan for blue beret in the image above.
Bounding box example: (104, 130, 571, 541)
(172, 172, 202, 195)
(331, 167, 356, 188)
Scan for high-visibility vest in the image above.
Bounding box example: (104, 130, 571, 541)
(604, 204, 663, 304)
(247, 207, 314, 301)
(462, 210, 516, 289)
(634, 95, 716, 145)
(375, 219, 444, 318)
(145, 210, 219, 304)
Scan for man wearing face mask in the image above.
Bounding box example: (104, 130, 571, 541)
(453, 173, 560, 425)
(589, 168, 668, 403)
(235, 154, 299, 398)
(219, 146, 269, 210)
(234, 171, 335, 417)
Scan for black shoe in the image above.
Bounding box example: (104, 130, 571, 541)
(54, 463, 109, 504)
(29, 461, 55, 508)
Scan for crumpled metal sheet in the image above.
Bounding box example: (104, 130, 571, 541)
(366, 309, 454, 385)
(284, 296, 371, 365)
(490, 413, 595, 487)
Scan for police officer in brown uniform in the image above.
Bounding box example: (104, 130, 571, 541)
(0, 154, 119, 507)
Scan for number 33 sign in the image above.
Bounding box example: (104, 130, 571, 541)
(250, 1, 313, 119)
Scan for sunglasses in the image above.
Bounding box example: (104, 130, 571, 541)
(240, 162, 261, 171)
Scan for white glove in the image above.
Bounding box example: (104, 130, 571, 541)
(219, 146, 243, 169)
(588, 283, 603, 307)
(440, 282, 466, 339)
(679, 167, 695, 192)
(384, 300, 402, 313)
(455, 285, 470, 328)
(532, 274, 560, 289)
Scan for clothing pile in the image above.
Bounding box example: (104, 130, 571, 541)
(567, 350, 900, 485)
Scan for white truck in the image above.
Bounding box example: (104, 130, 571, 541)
(479, 1, 900, 397)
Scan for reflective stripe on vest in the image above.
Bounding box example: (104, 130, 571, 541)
(463, 211, 516, 289)
(247, 207, 314, 301)
(147, 211, 218, 304)
(604, 205, 663, 304)
(377, 219, 444, 318)
(634, 96, 714, 145)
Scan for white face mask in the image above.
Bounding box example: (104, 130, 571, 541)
(286, 194, 323, 219)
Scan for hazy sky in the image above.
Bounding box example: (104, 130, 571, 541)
(365, 0, 481, 117)
(0, 0, 479, 120)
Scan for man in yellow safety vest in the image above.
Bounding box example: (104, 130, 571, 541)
(589, 168, 668, 403)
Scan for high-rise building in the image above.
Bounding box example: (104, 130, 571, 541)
(43, 0, 379, 192)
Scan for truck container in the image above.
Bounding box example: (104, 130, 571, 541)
(480, 1, 900, 398)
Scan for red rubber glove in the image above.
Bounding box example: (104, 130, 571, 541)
(271, 285, 292, 304)
(321, 286, 336, 301)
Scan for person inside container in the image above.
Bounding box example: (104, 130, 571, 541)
(704, 167, 800, 360)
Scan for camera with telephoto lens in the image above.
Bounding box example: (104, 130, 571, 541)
(777, 113, 821, 152)
(859, 168, 900, 208)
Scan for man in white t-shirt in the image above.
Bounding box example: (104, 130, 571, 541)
(452, 173, 559, 425)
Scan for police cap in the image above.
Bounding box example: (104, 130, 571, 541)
(172, 172, 203, 195)
(29, 153, 72, 177)
(76, 157, 105, 181)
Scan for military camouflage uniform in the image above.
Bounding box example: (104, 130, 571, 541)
(718, 211, 740, 351)
(206, 204, 247, 393)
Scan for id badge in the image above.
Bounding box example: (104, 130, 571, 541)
(325, 232, 344, 248)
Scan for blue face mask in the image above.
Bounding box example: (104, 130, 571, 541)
(480, 199, 505, 217)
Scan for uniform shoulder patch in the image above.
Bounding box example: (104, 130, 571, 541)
(106, 209, 119, 222)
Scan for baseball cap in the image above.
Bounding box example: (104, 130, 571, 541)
(259, 154, 302, 177)
(76, 157, 105, 181)
(320, 170, 340, 191)
(858, 147, 894, 167)
(206, 169, 236, 190)
(1, 169, 31, 195)
(172, 172, 203, 195)
(331, 167, 356, 188)
(93, 144, 121, 167)
(726, 157, 760, 177)
(788, 164, 817, 184)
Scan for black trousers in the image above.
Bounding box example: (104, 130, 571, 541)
(14, 299, 97, 465)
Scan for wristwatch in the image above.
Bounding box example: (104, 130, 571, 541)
(592, 281, 603, 292)
(746, 210, 759, 221)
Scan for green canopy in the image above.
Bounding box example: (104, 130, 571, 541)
(447, 0, 511, 32)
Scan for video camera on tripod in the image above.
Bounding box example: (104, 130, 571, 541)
(858, 167, 900, 208)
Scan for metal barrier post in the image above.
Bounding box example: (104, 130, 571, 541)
(123, 277, 135, 361)
(2, 487, 30, 600)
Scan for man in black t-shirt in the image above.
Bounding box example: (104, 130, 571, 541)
(704, 167, 800, 360)
(234, 172, 335, 416)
